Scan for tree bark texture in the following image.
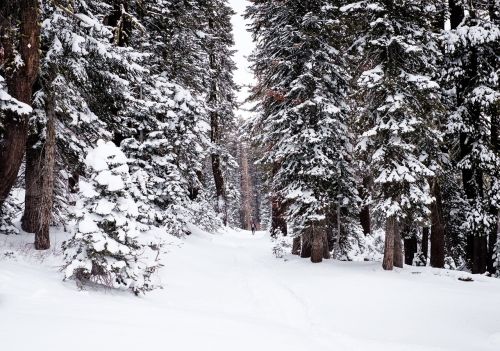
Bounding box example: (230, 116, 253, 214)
(430, 180, 445, 268)
(0, 0, 40, 205)
(24, 94, 55, 250)
(310, 226, 329, 263)
(393, 221, 403, 268)
(300, 231, 312, 258)
(383, 216, 396, 270)
(422, 227, 429, 263)
(292, 236, 301, 255)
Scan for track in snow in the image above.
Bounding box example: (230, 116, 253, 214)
(2, 227, 500, 351)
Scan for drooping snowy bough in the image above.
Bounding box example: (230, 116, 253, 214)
(63, 140, 161, 295)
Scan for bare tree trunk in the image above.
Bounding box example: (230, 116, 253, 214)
(383, 216, 396, 270)
(404, 235, 417, 266)
(359, 176, 371, 235)
(393, 221, 403, 268)
(310, 227, 324, 263)
(487, 92, 498, 274)
(422, 227, 429, 263)
(271, 194, 287, 237)
(0, 0, 40, 205)
(35, 95, 56, 250)
(322, 230, 331, 259)
(430, 180, 445, 268)
(207, 16, 227, 226)
(292, 236, 301, 255)
(300, 231, 312, 258)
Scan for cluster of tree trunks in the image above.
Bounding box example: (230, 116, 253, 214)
(0, 0, 52, 249)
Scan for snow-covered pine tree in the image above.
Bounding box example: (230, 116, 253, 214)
(442, 0, 499, 274)
(341, 0, 443, 270)
(34, 0, 148, 231)
(201, 0, 239, 226)
(120, 0, 222, 234)
(246, 1, 360, 262)
(63, 140, 160, 294)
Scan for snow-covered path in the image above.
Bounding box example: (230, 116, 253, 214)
(2, 228, 500, 351)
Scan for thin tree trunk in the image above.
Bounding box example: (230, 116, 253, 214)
(359, 176, 371, 235)
(0, 0, 40, 206)
(207, 17, 227, 226)
(383, 216, 396, 270)
(430, 180, 445, 268)
(422, 227, 429, 264)
(271, 194, 287, 237)
(292, 236, 301, 255)
(35, 94, 56, 249)
(393, 221, 403, 268)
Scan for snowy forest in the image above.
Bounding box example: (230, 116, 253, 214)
(1, 0, 500, 350)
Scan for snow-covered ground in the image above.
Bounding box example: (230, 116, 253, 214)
(1, 227, 500, 351)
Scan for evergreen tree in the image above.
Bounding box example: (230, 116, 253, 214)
(63, 140, 160, 294)
(342, 0, 443, 270)
(246, 1, 360, 262)
(442, 0, 499, 274)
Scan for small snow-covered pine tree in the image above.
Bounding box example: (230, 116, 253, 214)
(63, 140, 160, 294)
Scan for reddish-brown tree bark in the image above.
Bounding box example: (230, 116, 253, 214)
(0, 0, 40, 206)
(383, 216, 396, 270)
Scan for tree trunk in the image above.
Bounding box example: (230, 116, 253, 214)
(310, 228, 324, 263)
(393, 221, 403, 268)
(35, 95, 56, 249)
(430, 180, 445, 268)
(0, 0, 40, 206)
(487, 87, 498, 274)
(271, 194, 287, 237)
(472, 235, 488, 274)
(207, 16, 227, 226)
(422, 227, 429, 263)
(359, 176, 371, 235)
(383, 216, 396, 270)
(404, 235, 417, 266)
(292, 236, 301, 255)
(300, 231, 312, 258)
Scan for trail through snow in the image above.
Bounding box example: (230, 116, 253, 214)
(2, 227, 500, 351)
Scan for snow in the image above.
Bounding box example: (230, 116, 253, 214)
(2, 227, 500, 351)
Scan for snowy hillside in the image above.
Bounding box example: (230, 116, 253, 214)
(2, 228, 500, 351)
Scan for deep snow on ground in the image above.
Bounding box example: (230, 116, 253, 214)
(1, 227, 500, 351)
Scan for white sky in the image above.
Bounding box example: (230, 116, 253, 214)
(229, 0, 255, 115)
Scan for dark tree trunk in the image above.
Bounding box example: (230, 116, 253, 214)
(393, 221, 403, 268)
(292, 236, 301, 255)
(0, 0, 40, 206)
(271, 194, 287, 237)
(404, 235, 417, 266)
(25, 94, 56, 250)
(359, 176, 371, 235)
(207, 16, 227, 226)
(300, 231, 312, 258)
(310, 227, 327, 263)
(359, 205, 371, 236)
(430, 180, 445, 268)
(422, 227, 429, 263)
(383, 216, 396, 270)
(487, 89, 498, 274)
(472, 235, 488, 274)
